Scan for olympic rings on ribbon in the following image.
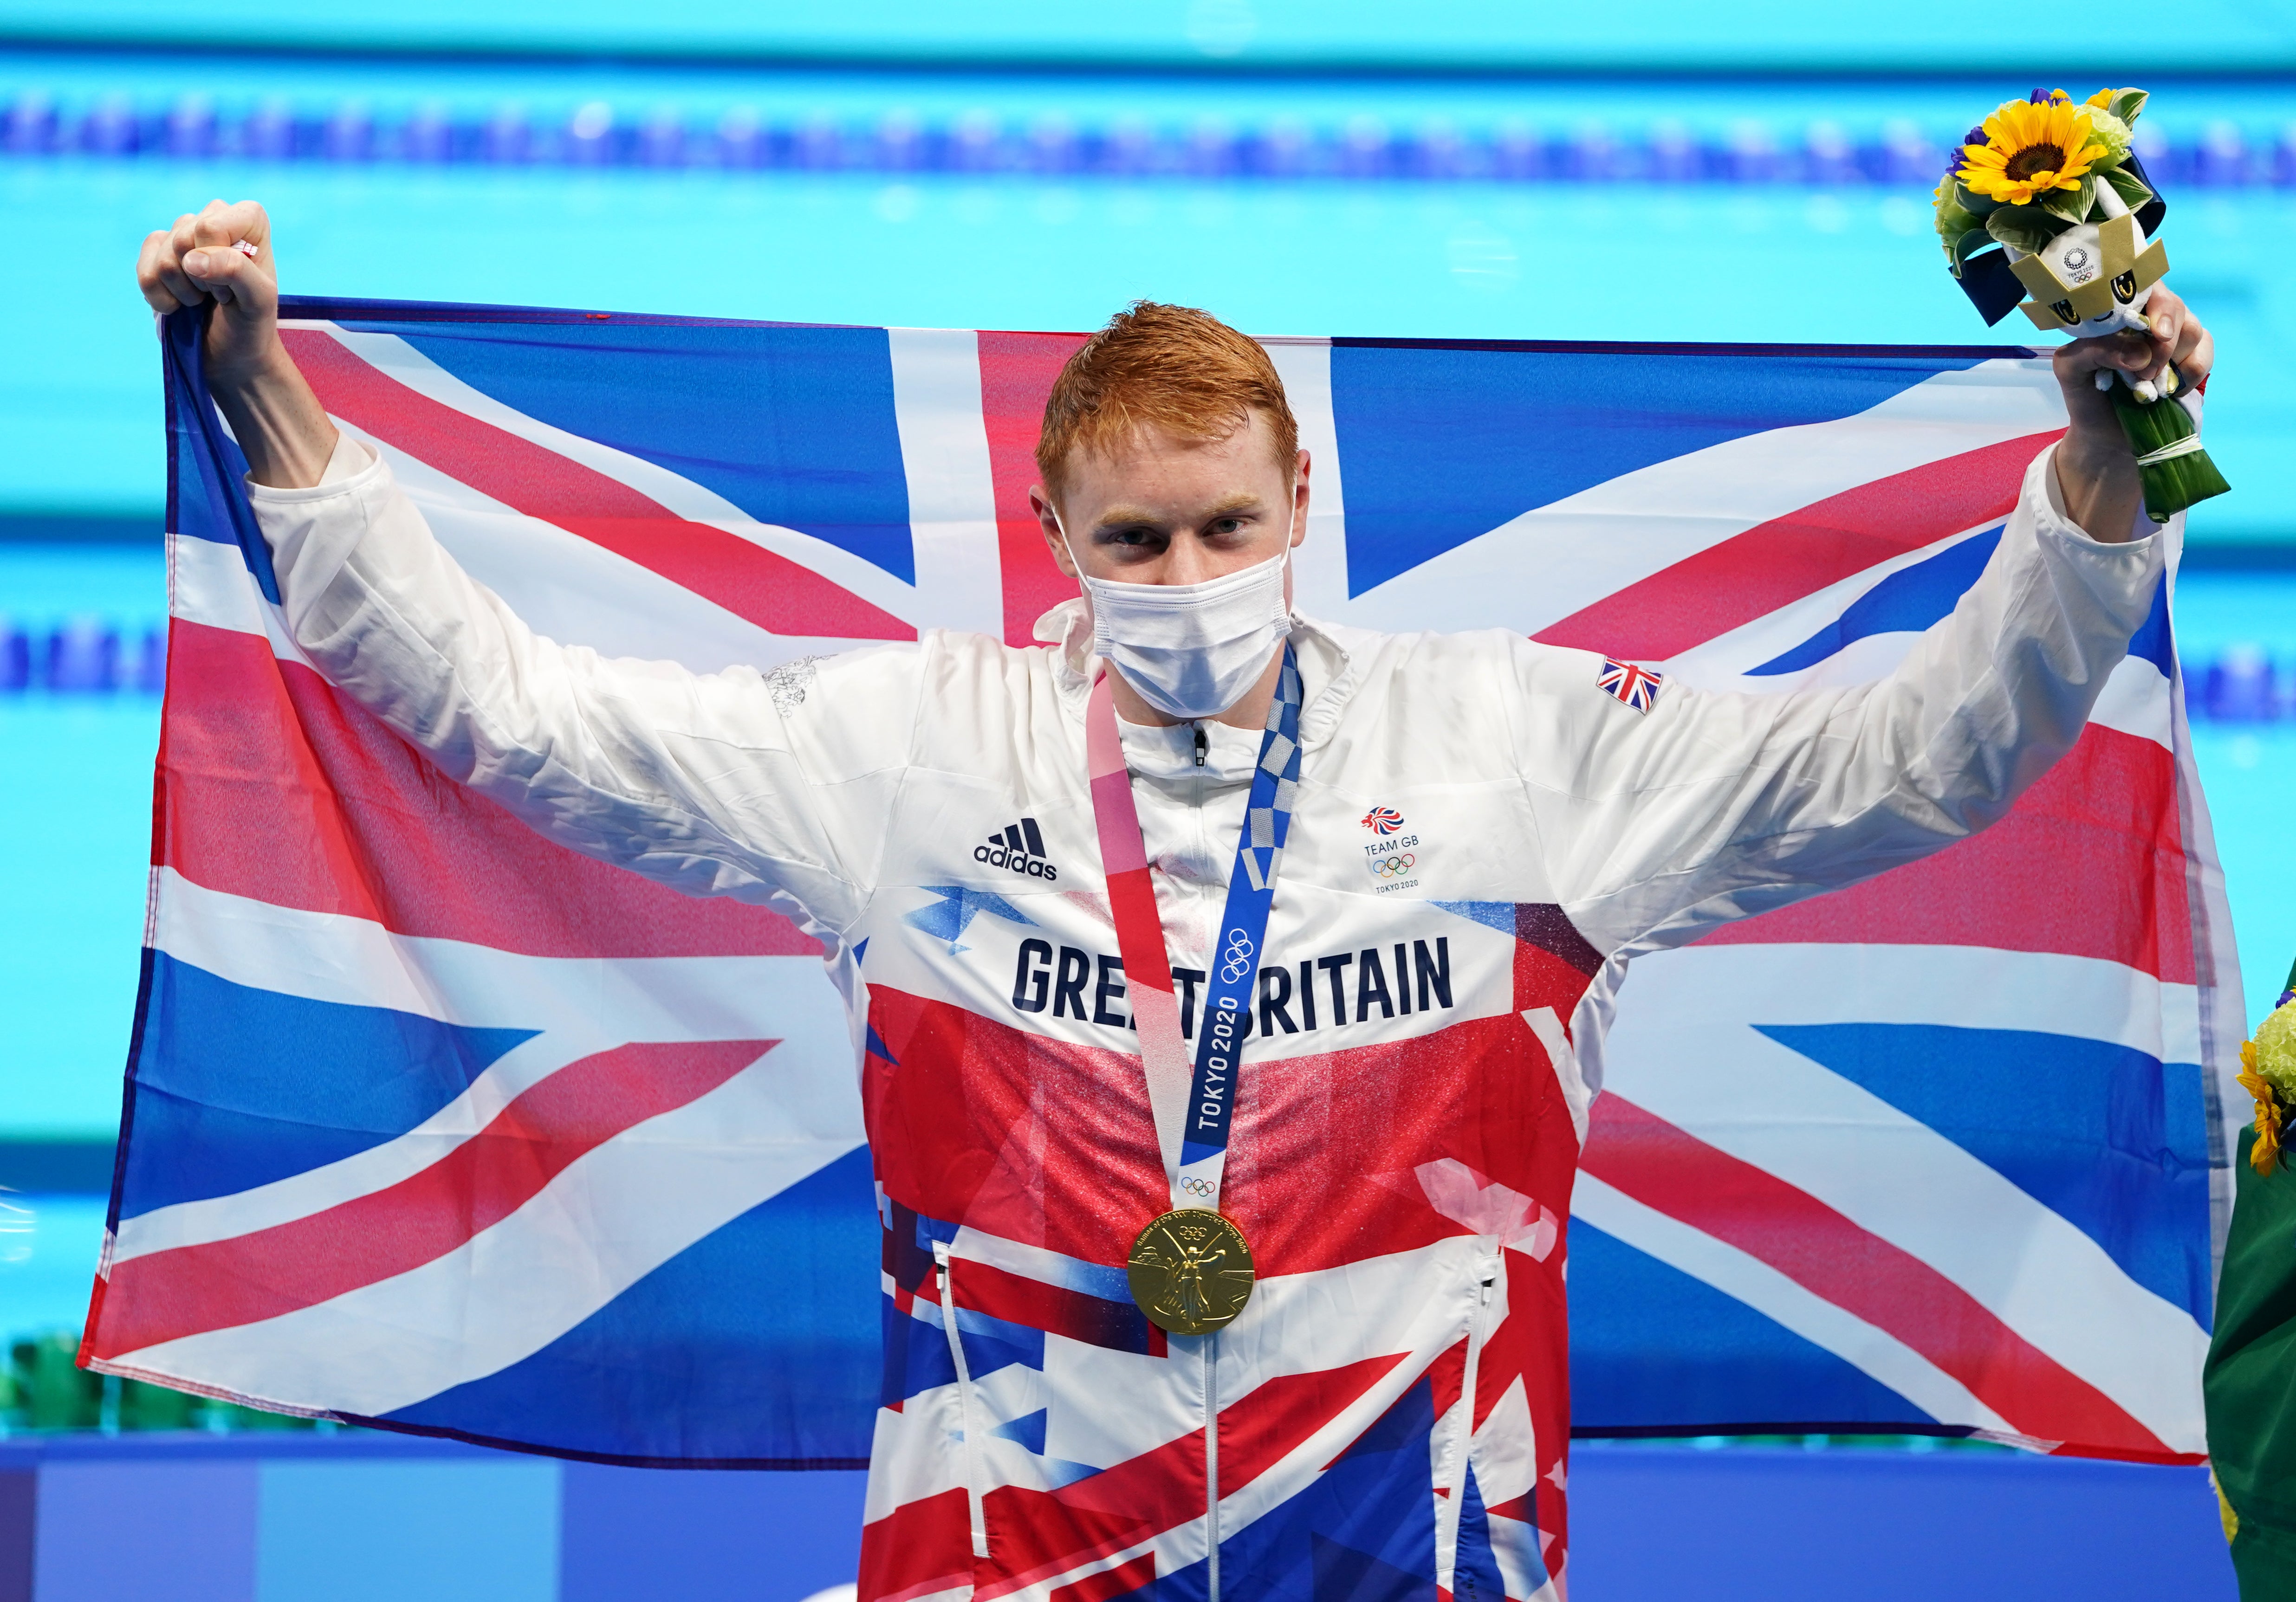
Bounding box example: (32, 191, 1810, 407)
(1218, 929, 1255, 986)
(1179, 1176, 1218, 1198)
(1373, 853, 1416, 878)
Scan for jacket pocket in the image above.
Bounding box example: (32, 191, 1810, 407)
(934, 1238, 992, 1561)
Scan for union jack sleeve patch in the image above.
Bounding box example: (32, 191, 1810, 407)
(1597, 657, 1665, 713)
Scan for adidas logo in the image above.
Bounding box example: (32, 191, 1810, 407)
(976, 817, 1059, 882)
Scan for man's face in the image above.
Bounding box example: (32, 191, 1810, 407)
(1031, 409, 1310, 592)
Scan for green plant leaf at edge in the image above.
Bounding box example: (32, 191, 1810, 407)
(1986, 206, 2067, 254)
(1950, 229, 1995, 276)
(1935, 188, 1980, 242)
(2102, 164, 2154, 211)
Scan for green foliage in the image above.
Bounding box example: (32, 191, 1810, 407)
(2253, 997, 2296, 1102)
(2109, 385, 2231, 522)
(11, 1333, 100, 1431)
(2, 1329, 325, 1434)
(2082, 107, 2134, 170)
(1934, 181, 1986, 276)
(117, 1376, 196, 1431)
(1946, 230, 1996, 280)
(2038, 174, 2097, 226)
(2102, 164, 2155, 212)
(1934, 190, 1979, 242)
(1984, 206, 2067, 254)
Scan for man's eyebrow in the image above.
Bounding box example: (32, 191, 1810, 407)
(1200, 493, 1266, 519)
(1089, 504, 1165, 530)
(1090, 495, 1266, 532)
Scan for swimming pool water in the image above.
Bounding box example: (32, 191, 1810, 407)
(10, 154, 2296, 543)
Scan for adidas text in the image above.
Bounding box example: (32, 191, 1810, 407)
(977, 818, 1059, 883)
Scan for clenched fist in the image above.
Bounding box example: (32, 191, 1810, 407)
(137, 199, 285, 378)
(134, 199, 335, 487)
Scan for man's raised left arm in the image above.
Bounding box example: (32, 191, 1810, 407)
(1523, 295, 2213, 956)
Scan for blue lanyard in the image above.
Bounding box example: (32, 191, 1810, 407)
(1173, 645, 1304, 1206)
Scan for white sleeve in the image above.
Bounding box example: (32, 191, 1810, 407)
(246, 436, 923, 942)
(1524, 443, 2167, 954)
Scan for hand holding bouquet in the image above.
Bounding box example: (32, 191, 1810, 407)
(1934, 88, 2229, 523)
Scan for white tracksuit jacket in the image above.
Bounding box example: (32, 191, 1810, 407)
(248, 434, 2163, 1602)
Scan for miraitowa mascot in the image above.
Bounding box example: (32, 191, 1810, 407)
(2004, 196, 2179, 399)
(2210, 958, 2296, 1597)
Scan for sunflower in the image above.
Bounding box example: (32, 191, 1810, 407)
(1958, 97, 2108, 207)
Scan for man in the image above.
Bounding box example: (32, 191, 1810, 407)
(139, 198, 2208, 1600)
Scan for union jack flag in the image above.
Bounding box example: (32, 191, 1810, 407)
(1596, 657, 1665, 713)
(84, 304, 2239, 1496)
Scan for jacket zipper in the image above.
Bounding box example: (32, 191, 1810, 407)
(1442, 1260, 1502, 1585)
(1187, 723, 1212, 955)
(934, 1239, 991, 1559)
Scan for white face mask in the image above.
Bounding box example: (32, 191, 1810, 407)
(1057, 517, 1293, 721)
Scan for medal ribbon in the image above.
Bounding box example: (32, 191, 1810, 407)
(1085, 644, 1304, 1213)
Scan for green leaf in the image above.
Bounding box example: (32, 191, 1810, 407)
(2108, 87, 2149, 125)
(2038, 174, 2096, 225)
(1945, 229, 1998, 279)
(1934, 188, 1980, 244)
(2102, 164, 2154, 210)
(1985, 206, 2067, 254)
(1954, 181, 1999, 217)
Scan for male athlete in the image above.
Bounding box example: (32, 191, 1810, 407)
(139, 199, 2210, 1601)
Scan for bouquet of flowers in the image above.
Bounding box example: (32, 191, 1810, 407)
(2208, 957, 2296, 1596)
(2238, 959, 2296, 1177)
(1933, 88, 2229, 523)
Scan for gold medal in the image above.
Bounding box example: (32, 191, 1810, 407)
(1127, 1208, 1256, 1337)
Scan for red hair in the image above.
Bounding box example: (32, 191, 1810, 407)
(1035, 301, 1298, 499)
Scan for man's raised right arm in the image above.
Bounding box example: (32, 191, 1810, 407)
(137, 200, 917, 938)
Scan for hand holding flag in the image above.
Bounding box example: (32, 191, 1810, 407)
(136, 198, 338, 491)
